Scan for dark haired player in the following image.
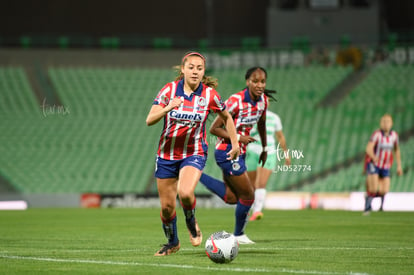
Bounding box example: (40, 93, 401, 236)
(200, 67, 273, 244)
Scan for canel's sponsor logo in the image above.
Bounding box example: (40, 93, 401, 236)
(240, 116, 259, 124)
(170, 110, 203, 121)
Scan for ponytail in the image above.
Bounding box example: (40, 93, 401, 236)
(264, 89, 277, 102)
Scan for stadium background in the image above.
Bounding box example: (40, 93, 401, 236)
(0, 0, 413, 209)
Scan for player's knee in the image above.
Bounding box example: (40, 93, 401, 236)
(224, 192, 238, 204)
(238, 188, 254, 201)
(177, 190, 193, 205)
(161, 206, 174, 219)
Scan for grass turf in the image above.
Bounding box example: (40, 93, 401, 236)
(0, 208, 413, 274)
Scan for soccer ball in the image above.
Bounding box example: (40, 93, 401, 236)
(205, 231, 239, 263)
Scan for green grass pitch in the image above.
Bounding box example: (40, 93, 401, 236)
(0, 208, 413, 274)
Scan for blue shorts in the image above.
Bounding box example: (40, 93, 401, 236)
(215, 149, 246, 176)
(366, 162, 390, 178)
(155, 155, 207, 179)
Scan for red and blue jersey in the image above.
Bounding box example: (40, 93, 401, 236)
(215, 88, 268, 155)
(153, 79, 225, 160)
(369, 129, 399, 169)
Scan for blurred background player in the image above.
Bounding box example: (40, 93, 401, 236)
(364, 114, 403, 215)
(246, 109, 290, 221)
(146, 52, 240, 255)
(200, 67, 277, 244)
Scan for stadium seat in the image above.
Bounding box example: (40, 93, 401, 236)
(152, 37, 172, 49)
(1, 63, 413, 194)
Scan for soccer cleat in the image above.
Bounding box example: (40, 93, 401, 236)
(235, 234, 255, 244)
(362, 210, 371, 216)
(154, 242, 180, 256)
(186, 219, 202, 247)
(249, 211, 264, 221)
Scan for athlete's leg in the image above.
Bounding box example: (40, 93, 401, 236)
(250, 167, 272, 220)
(247, 170, 257, 189)
(378, 177, 390, 211)
(199, 173, 238, 204)
(178, 165, 201, 206)
(246, 150, 259, 190)
(365, 173, 379, 213)
(225, 172, 255, 240)
(177, 166, 203, 246)
(199, 149, 239, 204)
(255, 166, 273, 189)
(155, 178, 180, 256)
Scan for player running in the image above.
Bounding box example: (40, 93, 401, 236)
(364, 114, 403, 215)
(200, 67, 276, 244)
(146, 51, 240, 256)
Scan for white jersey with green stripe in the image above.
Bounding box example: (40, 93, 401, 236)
(247, 110, 282, 154)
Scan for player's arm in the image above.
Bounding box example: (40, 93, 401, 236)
(209, 115, 227, 138)
(146, 97, 183, 126)
(365, 141, 378, 164)
(257, 114, 267, 167)
(209, 114, 255, 145)
(394, 144, 403, 176)
(275, 130, 291, 165)
(216, 110, 240, 160)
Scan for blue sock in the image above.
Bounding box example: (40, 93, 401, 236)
(200, 173, 226, 200)
(234, 199, 254, 236)
(181, 200, 197, 236)
(162, 215, 179, 245)
(364, 194, 374, 211)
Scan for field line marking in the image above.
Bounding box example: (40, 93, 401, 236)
(0, 254, 372, 275)
(7, 246, 412, 254)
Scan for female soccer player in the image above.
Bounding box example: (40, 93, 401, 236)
(364, 114, 403, 215)
(146, 52, 240, 256)
(200, 67, 273, 244)
(246, 110, 290, 221)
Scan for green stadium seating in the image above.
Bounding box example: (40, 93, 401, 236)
(1, 63, 413, 194)
(297, 137, 414, 192)
(294, 64, 414, 192)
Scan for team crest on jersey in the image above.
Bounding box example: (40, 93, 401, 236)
(197, 97, 206, 107)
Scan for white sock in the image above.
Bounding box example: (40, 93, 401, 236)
(253, 188, 266, 213)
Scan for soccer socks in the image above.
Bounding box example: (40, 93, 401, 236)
(234, 198, 254, 236)
(252, 188, 266, 213)
(161, 212, 179, 245)
(379, 194, 385, 210)
(181, 199, 197, 234)
(181, 199, 196, 222)
(364, 192, 375, 211)
(200, 173, 227, 201)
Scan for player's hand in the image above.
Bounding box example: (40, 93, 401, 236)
(285, 157, 291, 166)
(167, 97, 183, 111)
(239, 135, 256, 145)
(259, 151, 267, 167)
(397, 166, 403, 176)
(226, 145, 240, 160)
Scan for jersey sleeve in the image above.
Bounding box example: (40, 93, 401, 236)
(209, 90, 226, 113)
(394, 131, 399, 147)
(225, 96, 239, 117)
(369, 130, 380, 143)
(153, 83, 172, 107)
